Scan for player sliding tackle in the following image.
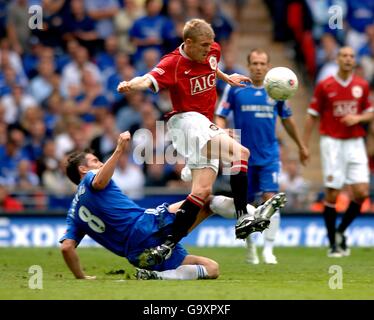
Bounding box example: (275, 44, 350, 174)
(60, 131, 286, 280)
(117, 18, 273, 268)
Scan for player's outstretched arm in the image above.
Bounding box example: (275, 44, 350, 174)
(281, 117, 309, 166)
(92, 131, 131, 190)
(216, 68, 251, 87)
(117, 75, 153, 93)
(61, 239, 96, 280)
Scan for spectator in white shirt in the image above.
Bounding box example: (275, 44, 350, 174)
(112, 150, 145, 199)
(60, 46, 102, 98)
(1, 84, 38, 125)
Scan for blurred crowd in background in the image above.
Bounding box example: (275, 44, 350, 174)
(0, 0, 373, 213)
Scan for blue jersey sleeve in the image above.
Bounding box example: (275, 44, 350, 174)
(276, 101, 293, 119)
(59, 209, 86, 245)
(216, 84, 233, 118)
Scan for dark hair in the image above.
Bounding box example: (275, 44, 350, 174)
(247, 48, 270, 64)
(66, 151, 88, 185)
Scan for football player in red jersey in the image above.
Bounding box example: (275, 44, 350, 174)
(303, 46, 374, 257)
(117, 19, 272, 267)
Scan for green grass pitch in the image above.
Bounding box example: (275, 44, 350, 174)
(1, 247, 373, 300)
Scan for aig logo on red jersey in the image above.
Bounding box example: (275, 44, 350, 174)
(190, 73, 216, 95)
(333, 101, 358, 116)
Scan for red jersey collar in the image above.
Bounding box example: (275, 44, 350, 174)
(333, 73, 353, 87)
(179, 43, 192, 60)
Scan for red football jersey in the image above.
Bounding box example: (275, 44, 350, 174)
(147, 42, 221, 121)
(308, 74, 373, 139)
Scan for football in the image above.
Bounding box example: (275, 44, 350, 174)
(264, 67, 298, 101)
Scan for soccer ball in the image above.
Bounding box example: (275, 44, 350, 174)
(264, 67, 298, 101)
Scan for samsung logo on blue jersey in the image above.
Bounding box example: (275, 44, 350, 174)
(240, 105, 274, 112)
(255, 112, 274, 118)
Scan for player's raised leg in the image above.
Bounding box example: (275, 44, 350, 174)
(208, 133, 269, 239)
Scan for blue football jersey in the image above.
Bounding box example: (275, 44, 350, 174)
(216, 84, 292, 165)
(60, 171, 146, 257)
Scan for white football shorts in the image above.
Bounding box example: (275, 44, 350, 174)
(320, 135, 369, 189)
(166, 111, 226, 175)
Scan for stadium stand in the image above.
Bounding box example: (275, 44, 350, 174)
(0, 0, 373, 213)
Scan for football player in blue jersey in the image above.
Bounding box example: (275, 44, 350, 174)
(215, 49, 309, 264)
(60, 131, 285, 280)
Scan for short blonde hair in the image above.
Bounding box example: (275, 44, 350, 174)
(183, 19, 215, 41)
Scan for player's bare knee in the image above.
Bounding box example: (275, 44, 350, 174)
(354, 192, 369, 204)
(240, 146, 250, 160)
(325, 190, 339, 204)
(206, 260, 219, 279)
(351, 185, 369, 204)
(193, 186, 212, 200)
(60, 241, 73, 253)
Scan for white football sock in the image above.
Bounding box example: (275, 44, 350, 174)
(246, 234, 258, 253)
(263, 209, 280, 253)
(246, 234, 253, 245)
(210, 196, 255, 219)
(155, 265, 208, 280)
(246, 234, 259, 264)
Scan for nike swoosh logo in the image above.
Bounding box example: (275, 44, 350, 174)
(184, 69, 191, 74)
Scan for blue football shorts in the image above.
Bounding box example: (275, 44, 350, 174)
(247, 162, 280, 202)
(126, 203, 188, 271)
